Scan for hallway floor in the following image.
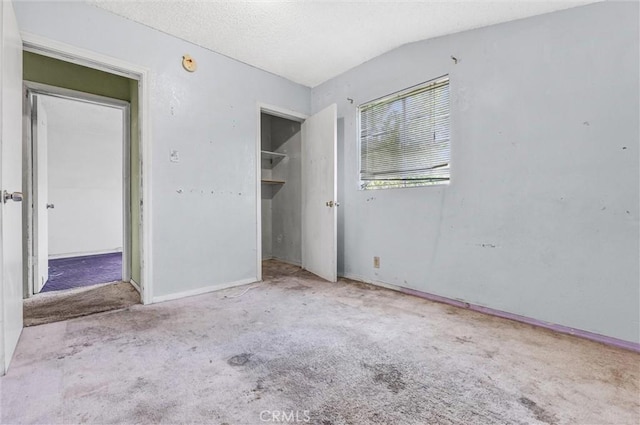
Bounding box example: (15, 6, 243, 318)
(2, 260, 638, 424)
(42, 252, 122, 292)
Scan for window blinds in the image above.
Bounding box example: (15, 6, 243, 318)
(359, 76, 450, 189)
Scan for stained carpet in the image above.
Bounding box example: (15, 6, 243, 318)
(23, 281, 140, 327)
(3, 260, 638, 424)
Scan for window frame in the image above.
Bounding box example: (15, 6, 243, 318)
(357, 75, 451, 190)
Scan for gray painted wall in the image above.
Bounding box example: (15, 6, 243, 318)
(312, 2, 639, 343)
(15, 1, 310, 298)
(270, 116, 302, 265)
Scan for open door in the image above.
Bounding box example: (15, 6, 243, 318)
(301, 104, 338, 282)
(0, 0, 24, 374)
(32, 96, 49, 293)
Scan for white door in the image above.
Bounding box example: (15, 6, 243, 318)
(0, 0, 24, 374)
(301, 104, 338, 282)
(33, 95, 49, 293)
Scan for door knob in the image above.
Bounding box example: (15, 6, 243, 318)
(3, 191, 23, 203)
(47, 203, 55, 209)
(325, 201, 334, 207)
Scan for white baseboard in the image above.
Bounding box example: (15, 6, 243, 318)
(152, 277, 257, 304)
(48, 249, 123, 260)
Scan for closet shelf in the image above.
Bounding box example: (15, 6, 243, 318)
(261, 179, 285, 185)
(261, 150, 287, 159)
(261, 150, 287, 169)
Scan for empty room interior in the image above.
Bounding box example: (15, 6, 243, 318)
(0, 1, 638, 424)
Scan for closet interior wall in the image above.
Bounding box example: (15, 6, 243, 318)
(261, 113, 302, 267)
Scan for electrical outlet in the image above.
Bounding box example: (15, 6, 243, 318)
(373, 256, 380, 268)
(170, 150, 180, 163)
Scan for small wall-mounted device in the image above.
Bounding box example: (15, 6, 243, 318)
(182, 54, 197, 72)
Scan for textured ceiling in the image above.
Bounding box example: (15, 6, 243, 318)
(89, 1, 597, 87)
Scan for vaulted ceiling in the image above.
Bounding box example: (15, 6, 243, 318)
(90, 1, 597, 87)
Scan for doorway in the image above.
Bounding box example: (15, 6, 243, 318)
(260, 111, 303, 278)
(19, 46, 147, 325)
(257, 103, 339, 283)
(30, 91, 128, 294)
(22, 85, 141, 325)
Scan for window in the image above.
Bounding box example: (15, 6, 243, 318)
(359, 76, 450, 190)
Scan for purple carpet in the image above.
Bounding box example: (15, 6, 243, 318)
(41, 252, 123, 293)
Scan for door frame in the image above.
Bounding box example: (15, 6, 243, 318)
(255, 103, 307, 282)
(21, 32, 154, 304)
(24, 83, 131, 295)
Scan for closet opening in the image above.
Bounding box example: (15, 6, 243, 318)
(260, 111, 303, 280)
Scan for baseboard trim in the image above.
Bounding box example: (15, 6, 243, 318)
(341, 273, 640, 353)
(129, 279, 141, 294)
(48, 249, 122, 260)
(152, 277, 257, 304)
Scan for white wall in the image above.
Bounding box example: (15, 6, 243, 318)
(43, 95, 123, 258)
(312, 2, 639, 343)
(14, 1, 310, 298)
